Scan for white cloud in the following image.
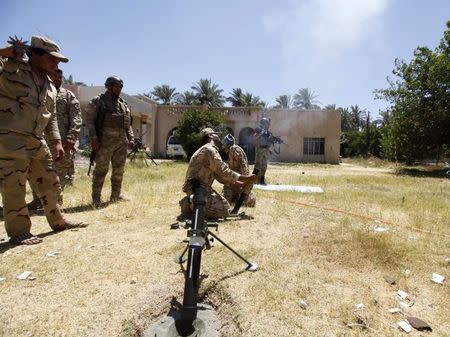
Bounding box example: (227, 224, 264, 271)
(263, 0, 391, 65)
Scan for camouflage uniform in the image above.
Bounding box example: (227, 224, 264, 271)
(30, 87, 82, 204)
(180, 143, 239, 219)
(254, 126, 271, 184)
(85, 91, 134, 202)
(52, 87, 81, 188)
(0, 56, 66, 238)
(223, 144, 256, 207)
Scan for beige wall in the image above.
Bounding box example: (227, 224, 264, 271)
(152, 106, 340, 163)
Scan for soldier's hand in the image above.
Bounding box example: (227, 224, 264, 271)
(63, 138, 76, 151)
(91, 139, 100, 152)
(54, 141, 65, 161)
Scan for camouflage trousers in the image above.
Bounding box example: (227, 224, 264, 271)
(92, 131, 128, 201)
(254, 147, 269, 179)
(0, 131, 65, 238)
(29, 145, 75, 205)
(179, 187, 231, 219)
(223, 185, 256, 207)
(52, 146, 75, 191)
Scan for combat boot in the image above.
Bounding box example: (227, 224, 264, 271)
(110, 195, 130, 203)
(27, 198, 43, 211)
(92, 195, 101, 208)
(260, 176, 267, 185)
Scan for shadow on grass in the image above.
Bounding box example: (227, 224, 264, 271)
(395, 167, 450, 179)
(0, 225, 88, 254)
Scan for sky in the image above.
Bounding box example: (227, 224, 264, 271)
(1, 0, 449, 117)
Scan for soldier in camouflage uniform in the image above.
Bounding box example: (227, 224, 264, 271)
(179, 128, 257, 219)
(28, 68, 82, 208)
(222, 134, 256, 207)
(0, 36, 84, 245)
(84, 76, 134, 207)
(253, 117, 271, 185)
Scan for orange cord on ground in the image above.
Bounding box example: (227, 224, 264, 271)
(267, 196, 450, 239)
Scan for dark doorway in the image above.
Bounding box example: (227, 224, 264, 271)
(239, 127, 255, 163)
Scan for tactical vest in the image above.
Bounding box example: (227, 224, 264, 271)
(95, 93, 131, 138)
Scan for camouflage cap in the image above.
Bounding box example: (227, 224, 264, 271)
(200, 127, 220, 137)
(31, 36, 68, 63)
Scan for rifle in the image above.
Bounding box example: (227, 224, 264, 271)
(231, 168, 258, 214)
(269, 134, 286, 155)
(87, 150, 96, 176)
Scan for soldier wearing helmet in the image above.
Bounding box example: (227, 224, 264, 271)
(253, 117, 272, 185)
(84, 75, 135, 206)
(221, 134, 256, 207)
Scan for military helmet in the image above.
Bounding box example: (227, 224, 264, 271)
(260, 117, 271, 130)
(105, 76, 123, 88)
(223, 134, 235, 147)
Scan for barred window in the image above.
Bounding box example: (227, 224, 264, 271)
(303, 137, 325, 155)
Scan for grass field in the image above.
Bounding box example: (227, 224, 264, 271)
(0, 158, 449, 337)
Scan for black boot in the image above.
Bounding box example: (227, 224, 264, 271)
(260, 176, 266, 185)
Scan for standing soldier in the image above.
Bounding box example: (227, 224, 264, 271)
(222, 134, 256, 207)
(179, 128, 257, 219)
(253, 117, 271, 185)
(0, 36, 84, 245)
(28, 68, 82, 208)
(84, 76, 134, 207)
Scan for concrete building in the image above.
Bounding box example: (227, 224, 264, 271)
(153, 105, 341, 164)
(65, 85, 340, 163)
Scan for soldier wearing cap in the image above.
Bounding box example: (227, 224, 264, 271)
(0, 35, 84, 245)
(28, 68, 82, 209)
(84, 76, 134, 207)
(222, 134, 256, 207)
(179, 128, 257, 219)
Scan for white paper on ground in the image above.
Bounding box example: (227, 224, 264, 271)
(431, 273, 445, 284)
(16, 271, 32, 280)
(398, 320, 412, 333)
(254, 184, 323, 193)
(397, 290, 408, 299)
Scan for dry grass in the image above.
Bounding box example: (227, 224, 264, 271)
(0, 158, 449, 337)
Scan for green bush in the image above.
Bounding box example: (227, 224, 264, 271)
(174, 109, 225, 160)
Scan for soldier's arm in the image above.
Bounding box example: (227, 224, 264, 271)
(125, 106, 134, 142)
(45, 95, 64, 160)
(66, 92, 82, 142)
(208, 148, 240, 185)
(84, 97, 99, 141)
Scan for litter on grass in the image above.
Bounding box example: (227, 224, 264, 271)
(398, 320, 412, 333)
(254, 184, 323, 193)
(431, 273, 445, 284)
(16, 271, 32, 280)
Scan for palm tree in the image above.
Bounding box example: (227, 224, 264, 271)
(293, 88, 321, 109)
(150, 85, 179, 105)
(175, 91, 199, 105)
(191, 78, 225, 107)
(349, 105, 366, 131)
(274, 95, 292, 109)
(324, 104, 336, 110)
(339, 107, 352, 132)
(242, 92, 265, 107)
(227, 88, 245, 106)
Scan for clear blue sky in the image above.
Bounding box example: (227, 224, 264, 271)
(1, 0, 449, 116)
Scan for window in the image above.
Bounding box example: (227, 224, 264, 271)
(303, 137, 325, 155)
